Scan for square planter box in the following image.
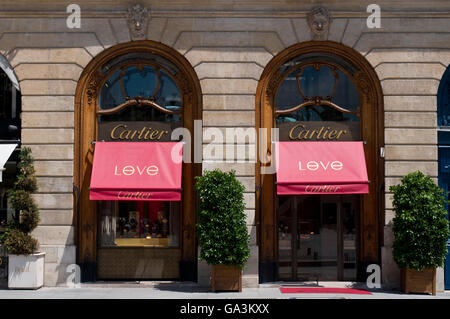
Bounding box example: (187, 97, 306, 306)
(8, 252, 45, 289)
(401, 267, 436, 296)
(211, 264, 242, 292)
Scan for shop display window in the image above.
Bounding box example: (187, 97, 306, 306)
(99, 200, 180, 248)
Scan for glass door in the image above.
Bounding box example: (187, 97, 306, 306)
(277, 195, 359, 281)
(277, 196, 295, 280)
(297, 195, 337, 281)
(438, 141, 450, 289)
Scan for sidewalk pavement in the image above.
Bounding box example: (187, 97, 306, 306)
(1, 281, 450, 299)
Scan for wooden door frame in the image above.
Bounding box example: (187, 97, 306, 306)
(74, 40, 202, 282)
(437, 65, 450, 290)
(255, 41, 384, 282)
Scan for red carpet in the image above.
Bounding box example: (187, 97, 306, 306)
(280, 287, 372, 295)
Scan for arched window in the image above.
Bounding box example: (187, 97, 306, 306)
(97, 53, 183, 124)
(437, 65, 450, 290)
(276, 62, 359, 123)
(257, 42, 383, 283)
(272, 52, 364, 142)
(75, 42, 201, 282)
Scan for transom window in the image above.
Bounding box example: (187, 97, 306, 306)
(96, 52, 183, 124)
(275, 55, 360, 125)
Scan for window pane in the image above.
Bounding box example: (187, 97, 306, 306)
(155, 69, 182, 111)
(99, 200, 180, 248)
(99, 66, 182, 112)
(276, 65, 360, 124)
(276, 68, 303, 110)
(438, 76, 450, 126)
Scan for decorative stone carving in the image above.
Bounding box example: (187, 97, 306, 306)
(307, 6, 332, 41)
(126, 4, 149, 41)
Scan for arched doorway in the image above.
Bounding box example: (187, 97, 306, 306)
(256, 42, 384, 282)
(74, 41, 202, 282)
(437, 65, 450, 290)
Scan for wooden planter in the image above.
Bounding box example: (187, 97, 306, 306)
(211, 264, 242, 292)
(401, 267, 436, 296)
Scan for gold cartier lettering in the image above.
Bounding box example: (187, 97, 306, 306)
(110, 124, 126, 140)
(117, 191, 152, 199)
(336, 130, 347, 139)
(109, 124, 169, 141)
(149, 130, 159, 140)
(327, 130, 338, 139)
(138, 127, 147, 139)
(288, 124, 348, 141)
(158, 130, 169, 140)
(305, 185, 342, 193)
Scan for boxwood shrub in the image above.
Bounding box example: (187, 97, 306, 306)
(195, 169, 250, 268)
(3, 147, 40, 255)
(390, 171, 449, 271)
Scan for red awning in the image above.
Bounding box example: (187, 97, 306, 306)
(89, 142, 182, 201)
(276, 141, 369, 195)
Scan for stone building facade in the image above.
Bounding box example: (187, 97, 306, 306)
(0, 0, 449, 290)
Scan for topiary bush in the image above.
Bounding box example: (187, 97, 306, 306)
(4, 147, 40, 255)
(195, 169, 250, 268)
(390, 171, 449, 271)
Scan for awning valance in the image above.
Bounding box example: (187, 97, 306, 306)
(89, 142, 182, 201)
(276, 141, 369, 195)
(0, 143, 17, 182)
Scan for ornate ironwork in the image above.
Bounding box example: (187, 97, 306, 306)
(275, 62, 360, 117)
(96, 61, 183, 116)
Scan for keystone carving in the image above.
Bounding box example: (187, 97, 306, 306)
(126, 4, 149, 41)
(307, 6, 332, 41)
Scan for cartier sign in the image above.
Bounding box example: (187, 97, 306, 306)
(98, 121, 179, 142)
(278, 121, 360, 141)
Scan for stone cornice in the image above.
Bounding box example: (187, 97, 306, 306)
(0, 10, 450, 19)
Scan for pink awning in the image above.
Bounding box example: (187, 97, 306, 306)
(276, 141, 369, 195)
(89, 142, 182, 201)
